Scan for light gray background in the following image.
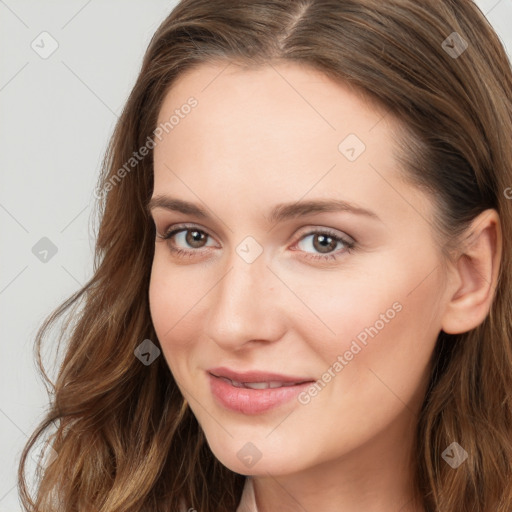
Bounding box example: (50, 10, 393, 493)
(0, 1, 510, 510)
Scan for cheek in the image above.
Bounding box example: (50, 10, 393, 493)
(297, 258, 442, 401)
(148, 252, 205, 334)
(287, 273, 440, 458)
(148, 256, 200, 373)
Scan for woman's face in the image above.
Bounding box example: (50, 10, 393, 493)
(148, 61, 450, 476)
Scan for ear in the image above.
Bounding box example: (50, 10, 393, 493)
(441, 209, 502, 334)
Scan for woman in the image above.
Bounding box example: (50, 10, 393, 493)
(18, 0, 512, 511)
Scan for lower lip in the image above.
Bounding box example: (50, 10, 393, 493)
(209, 374, 312, 415)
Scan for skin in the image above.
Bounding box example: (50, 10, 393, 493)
(148, 61, 501, 512)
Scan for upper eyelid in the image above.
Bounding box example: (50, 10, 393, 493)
(159, 223, 217, 242)
(159, 223, 354, 246)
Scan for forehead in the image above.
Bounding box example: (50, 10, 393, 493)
(155, 60, 391, 175)
(152, 61, 432, 226)
(156, 60, 387, 141)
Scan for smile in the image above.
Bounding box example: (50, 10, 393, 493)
(219, 377, 305, 389)
(207, 368, 314, 414)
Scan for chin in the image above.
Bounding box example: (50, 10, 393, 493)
(201, 427, 306, 476)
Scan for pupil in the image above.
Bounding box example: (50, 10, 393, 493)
(188, 230, 204, 247)
(315, 234, 335, 253)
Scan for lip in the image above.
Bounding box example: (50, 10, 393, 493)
(208, 367, 314, 415)
(208, 367, 312, 384)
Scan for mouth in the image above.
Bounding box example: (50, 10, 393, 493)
(207, 367, 315, 414)
(215, 377, 307, 389)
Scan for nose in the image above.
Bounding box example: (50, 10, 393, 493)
(204, 248, 287, 351)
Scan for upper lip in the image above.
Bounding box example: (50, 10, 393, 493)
(208, 367, 314, 384)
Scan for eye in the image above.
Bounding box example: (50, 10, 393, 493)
(156, 224, 356, 262)
(157, 224, 216, 258)
(293, 229, 355, 262)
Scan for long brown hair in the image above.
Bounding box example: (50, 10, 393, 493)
(18, 1, 512, 510)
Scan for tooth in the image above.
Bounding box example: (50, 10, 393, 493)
(226, 378, 244, 388)
(244, 382, 270, 389)
(220, 378, 304, 389)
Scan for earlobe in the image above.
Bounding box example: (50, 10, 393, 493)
(441, 209, 502, 335)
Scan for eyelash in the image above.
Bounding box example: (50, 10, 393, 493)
(156, 224, 356, 262)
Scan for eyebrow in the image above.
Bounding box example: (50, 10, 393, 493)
(147, 195, 381, 224)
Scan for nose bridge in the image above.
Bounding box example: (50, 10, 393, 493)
(205, 247, 283, 348)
